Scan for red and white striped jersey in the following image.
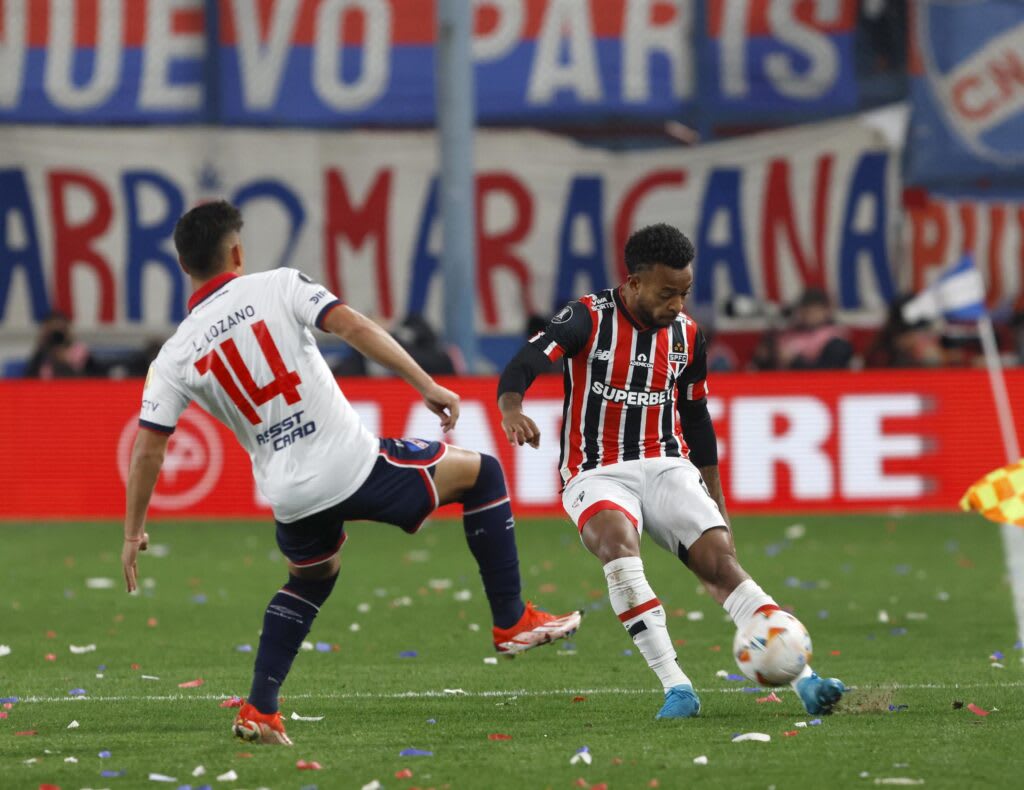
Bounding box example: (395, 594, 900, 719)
(528, 287, 709, 486)
(139, 269, 378, 523)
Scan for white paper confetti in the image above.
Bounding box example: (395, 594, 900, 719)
(428, 578, 452, 590)
(784, 523, 806, 540)
(732, 732, 772, 743)
(148, 544, 170, 558)
(877, 610, 890, 623)
(0, 644, 11, 657)
(468, 623, 480, 632)
(349, 623, 361, 632)
(392, 596, 413, 607)
(96, 673, 104, 679)
(64, 756, 78, 763)
(290, 712, 325, 722)
(148, 773, 177, 782)
(86, 577, 115, 589)
(453, 589, 472, 602)
(905, 612, 928, 621)
(694, 755, 709, 766)
(141, 675, 160, 680)
(443, 688, 467, 695)
(67, 720, 80, 729)
(192, 765, 206, 777)
(361, 781, 383, 790)
(217, 769, 238, 781)
(715, 669, 729, 678)
(357, 602, 371, 613)
(686, 611, 704, 621)
(569, 751, 592, 766)
(795, 721, 808, 728)
(483, 657, 498, 665)
(300, 641, 314, 651)
(873, 780, 924, 786)
(24, 758, 38, 765)
(70, 644, 97, 654)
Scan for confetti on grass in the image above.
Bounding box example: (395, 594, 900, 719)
(296, 760, 322, 770)
(967, 703, 990, 717)
(178, 679, 205, 688)
(291, 712, 325, 721)
(488, 733, 513, 741)
(732, 732, 771, 743)
(399, 748, 433, 757)
(219, 697, 244, 708)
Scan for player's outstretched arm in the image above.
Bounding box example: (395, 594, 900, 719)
(498, 390, 541, 448)
(323, 304, 459, 432)
(122, 428, 168, 592)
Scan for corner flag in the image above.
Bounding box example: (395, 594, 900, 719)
(902, 254, 986, 325)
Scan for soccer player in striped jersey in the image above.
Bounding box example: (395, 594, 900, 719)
(497, 224, 844, 719)
(121, 201, 581, 745)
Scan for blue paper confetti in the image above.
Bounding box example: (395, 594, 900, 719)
(399, 748, 434, 757)
(101, 769, 124, 777)
(235, 644, 253, 653)
(98, 664, 107, 671)
(991, 651, 1005, 660)
(891, 627, 908, 636)
(727, 674, 745, 681)
(622, 649, 633, 656)
(315, 642, 332, 652)
(809, 718, 823, 725)
(0, 696, 18, 704)
(68, 688, 87, 696)
(576, 745, 590, 753)
(98, 750, 112, 758)
(1015, 640, 1023, 650)
(784, 576, 800, 588)
(399, 650, 418, 658)
(426, 718, 437, 724)
(191, 594, 207, 604)
(818, 610, 830, 619)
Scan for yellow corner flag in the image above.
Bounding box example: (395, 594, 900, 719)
(960, 460, 1024, 527)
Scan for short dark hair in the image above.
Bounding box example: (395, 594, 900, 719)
(624, 223, 694, 273)
(173, 200, 243, 277)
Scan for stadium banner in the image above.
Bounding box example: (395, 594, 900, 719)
(699, 0, 858, 121)
(2, 0, 859, 127)
(0, 116, 900, 347)
(905, 0, 1024, 188)
(903, 190, 1024, 310)
(2, 370, 1022, 520)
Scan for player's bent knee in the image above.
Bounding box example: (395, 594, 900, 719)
(283, 571, 338, 610)
(461, 453, 509, 512)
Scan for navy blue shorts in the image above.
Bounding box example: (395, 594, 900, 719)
(275, 438, 447, 567)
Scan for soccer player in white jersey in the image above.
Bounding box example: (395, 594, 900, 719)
(121, 201, 581, 745)
(497, 224, 845, 719)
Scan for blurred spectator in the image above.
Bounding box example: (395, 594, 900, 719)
(1012, 311, 1024, 366)
(526, 314, 562, 375)
(857, 0, 908, 75)
(25, 311, 102, 378)
(106, 338, 165, 379)
(775, 287, 854, 370)
(864, 295, 944, 368)
(392, 313, 458, 375)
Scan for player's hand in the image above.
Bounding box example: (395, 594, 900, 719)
(501, 411, 541, 448)
(422, 383, 460, 432)
(121, 531, 149, 593)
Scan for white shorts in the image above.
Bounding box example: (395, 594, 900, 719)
(561, 457, 726, 559)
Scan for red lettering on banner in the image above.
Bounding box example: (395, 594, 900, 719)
(761, 157, 830, 300)
(908, 199, 949, 292)
(987, 205, 1006, 308)
(49, 170, 115, 323)
(953, 76, 991, 121)
(614, 170, 686, 282)
(323, 168, 393, 319)
(476, 173, 535, 326)
(960, 202, 977, 257)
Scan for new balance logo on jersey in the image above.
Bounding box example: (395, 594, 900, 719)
(591, 382, 669, 406)
(594, 349, 612, 361)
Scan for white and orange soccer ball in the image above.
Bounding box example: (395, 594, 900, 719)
(733, 609, 812, 686)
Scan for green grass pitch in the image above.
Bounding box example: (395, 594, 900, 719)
(1, 514, 1021, 789)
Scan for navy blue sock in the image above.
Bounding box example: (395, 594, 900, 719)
(461, 454, 524, 629)
(248, 573, 338, 714)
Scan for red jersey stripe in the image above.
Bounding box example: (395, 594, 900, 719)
(600, 309, 634, 466)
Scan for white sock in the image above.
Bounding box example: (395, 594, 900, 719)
(723, 580, 818, 690)
(604, 557, 689, 691)
(723, 579, 779, 631)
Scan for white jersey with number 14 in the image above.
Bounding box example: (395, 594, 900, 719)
(139, 268, 378, 523)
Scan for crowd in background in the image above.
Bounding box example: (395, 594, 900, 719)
(24, 288, 1024, 381)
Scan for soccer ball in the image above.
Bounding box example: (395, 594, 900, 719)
(733, 609, 812, 686)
